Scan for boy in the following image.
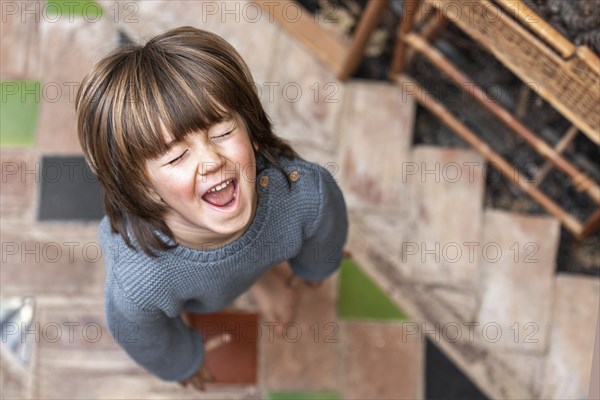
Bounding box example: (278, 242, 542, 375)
(76, 26, 348, 390)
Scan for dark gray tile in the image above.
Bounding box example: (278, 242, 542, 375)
(38, 156, 104, 221)
(426, 338, 487, 400)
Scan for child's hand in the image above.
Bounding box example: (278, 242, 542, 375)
(179, 333, 231, 391)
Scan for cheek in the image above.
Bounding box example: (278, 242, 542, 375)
(230, 136, 256, 166)
(154, 170, 197, 202)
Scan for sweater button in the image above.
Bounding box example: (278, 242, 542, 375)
(289, 170, 299, 182)
(259, 175, 269, 188)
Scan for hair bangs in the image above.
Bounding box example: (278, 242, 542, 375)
(125, 49, 237, 160)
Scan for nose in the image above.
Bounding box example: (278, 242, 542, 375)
(196, 143, 225, 177)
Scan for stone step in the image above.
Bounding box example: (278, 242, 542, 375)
(266, 29, 345, 155)
(337, 80, 416, 209)
(210, 5, 279, 88)
(405, 145, 486, 288)
(541, 274, 600, 400)
(477, 209, 560, 354)
(346, 207, 535, 399)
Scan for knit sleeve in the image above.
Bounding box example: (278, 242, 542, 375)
(288, 164, 348, 281)
(104, 278, 205, 381)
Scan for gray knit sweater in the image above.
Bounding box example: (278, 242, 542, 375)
(98, 155, 348, 381)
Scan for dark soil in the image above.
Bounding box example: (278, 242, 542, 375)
(296, 0, 600, 276)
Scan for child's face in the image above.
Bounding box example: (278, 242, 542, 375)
(146, 116, 258, 248)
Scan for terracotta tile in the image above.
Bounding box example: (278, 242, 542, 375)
(407, 146, 486, 287)
(262, 273, 339, 392)
(337, 80, 416, 207)
(541, 274, 600, 399)
(187, 311, 259, 385)
(477, 209, 559, 353)
(340, 321, 424, 400)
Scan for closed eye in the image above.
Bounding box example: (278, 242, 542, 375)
(210, 130, 233, 141)
(167, 149, 188, 165)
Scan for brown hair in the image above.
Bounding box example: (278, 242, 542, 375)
(76, 26, 297, 256)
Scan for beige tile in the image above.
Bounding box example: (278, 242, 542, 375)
(262, 272, 339, 392)
(36, 17, 118, 154)
(337, 80, 416, 207)
(0, 1, 42, 79)
(0, 150, 37, 223)
(477, 209, 559, 353)
(541, 274, 600, 400)
(0, 224, 104, 298)
(32, 303, 260, 399)
(340, 321, 424, 400)
(407, 146, 486, 288)
(0, 349, 32, 400)
(97, 0, 220, 42)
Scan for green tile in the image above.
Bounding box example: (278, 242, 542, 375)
(46, 0, 103, 19)
(1, 81, 40, 147)
(337, 259, 409, 321)
(268, 392, 341, 400)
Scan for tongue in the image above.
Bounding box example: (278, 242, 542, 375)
(202, 180, 235, 207)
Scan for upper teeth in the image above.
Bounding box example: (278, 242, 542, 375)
(207, 179, 233, 193)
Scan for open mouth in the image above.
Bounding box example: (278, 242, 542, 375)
(201, 178, 238, 208)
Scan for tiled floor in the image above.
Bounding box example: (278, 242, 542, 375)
(2, 1, 598, 400)
(0, 2, 423, 398)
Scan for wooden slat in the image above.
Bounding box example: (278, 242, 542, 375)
(252, 0, 348, 76)
(404, 33, 600, 204)
(494, 0, 576, 58)
(581, 209, 600, 239)
(390, 0, 419, 76)
(338, 0, 390, 81)
(426, 0, 600, 144)
(534, 125, 579, 186)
